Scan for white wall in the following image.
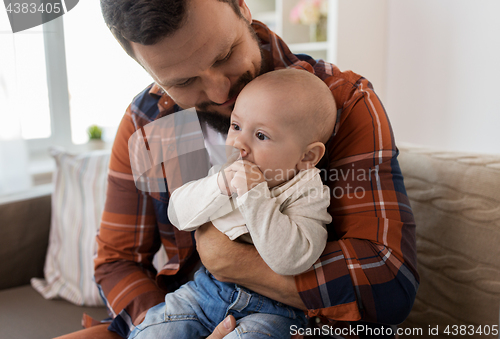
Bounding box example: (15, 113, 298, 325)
(336, 0, 389, 102)
(337, 0, 500, 154)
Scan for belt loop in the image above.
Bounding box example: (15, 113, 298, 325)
(227, 286, 251, 313)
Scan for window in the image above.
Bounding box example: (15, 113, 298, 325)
(0, 3, 153, 195)
(1, 2, 152, 149)
(0, 11, 51, 141)
(63, 1, 152, 145)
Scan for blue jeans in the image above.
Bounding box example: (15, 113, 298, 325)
(129, 267, 307, 339)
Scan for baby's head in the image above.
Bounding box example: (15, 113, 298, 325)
(226, 68, 337, 187)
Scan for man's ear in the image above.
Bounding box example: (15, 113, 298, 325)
(238, 0, 252, 22)
(297, 142, 326, 171)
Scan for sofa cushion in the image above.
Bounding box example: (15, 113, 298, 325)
(0, 285, 108, 339)
(0, 187, 51, 290)
(31, 148, 110, 306)
(398, 144, 500, 336)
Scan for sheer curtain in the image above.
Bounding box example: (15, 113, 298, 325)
(0, 83, 32, 195)
(0, 13, 33, 195)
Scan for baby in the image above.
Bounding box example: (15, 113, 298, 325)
(129, 69, 337, 339)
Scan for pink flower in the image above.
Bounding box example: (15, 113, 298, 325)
(290, 0, 326, 25)
(311, 0, 322, 7)
(289, 4, 301, 24)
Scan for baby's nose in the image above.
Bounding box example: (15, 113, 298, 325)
(240, 149, 248, 158)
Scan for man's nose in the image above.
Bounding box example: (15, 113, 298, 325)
(201, 70, 231, 104)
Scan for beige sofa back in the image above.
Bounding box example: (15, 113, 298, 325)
(398, 145, 500, 338)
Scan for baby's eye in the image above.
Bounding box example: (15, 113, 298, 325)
(256, 132, 269, 140)
(231, 123, 241, 131)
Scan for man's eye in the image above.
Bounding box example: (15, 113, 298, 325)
(231, 123, 240, 131)
(175, 78, 194, 88)
(256, 132, 269, 140)
(216, 50, 232, 65)
(222, 50, 232, 61)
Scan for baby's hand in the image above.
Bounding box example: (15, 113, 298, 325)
(227, 160, 265, 196)
(217, 167, 234, 196)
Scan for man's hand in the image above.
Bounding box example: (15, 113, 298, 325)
(133, 309, 148, 326)
(195, 221, 247, 280)
(227, 160, 265, 196)
(207, 315, 236, 339)
(194, 223, 307, 311)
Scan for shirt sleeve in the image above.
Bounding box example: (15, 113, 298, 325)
(94, 107, 166, 338)
(167, 173, 232, 231)
(293, 75, 419, 324)
(238, 178, 331, 276)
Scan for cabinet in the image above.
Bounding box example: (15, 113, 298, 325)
(246, 0, 337, 63)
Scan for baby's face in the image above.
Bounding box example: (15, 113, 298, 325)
(225, 86, 306, 188)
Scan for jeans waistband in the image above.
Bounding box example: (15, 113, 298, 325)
(228, 286, 252, 313)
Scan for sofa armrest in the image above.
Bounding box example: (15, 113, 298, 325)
(0, 185, 52, 290)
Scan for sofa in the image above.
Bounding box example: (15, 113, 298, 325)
(0, 186, 108, 338)
(397, 145, 500, 338)
(0, 145, 499, 339)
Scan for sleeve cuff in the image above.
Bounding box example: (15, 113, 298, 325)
(236, 181, 270, 206)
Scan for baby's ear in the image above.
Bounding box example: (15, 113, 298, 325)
(297, 142, 326, 170)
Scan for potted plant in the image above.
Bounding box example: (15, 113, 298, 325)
(87, 125, 105, 150)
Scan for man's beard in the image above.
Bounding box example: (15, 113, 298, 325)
(196, 109, 232, 135)
(196, 23, 269, 134)
(196, 70, 254, 134)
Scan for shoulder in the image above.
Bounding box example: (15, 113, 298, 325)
(121, 82, 181, 135)
(128, 83, 164, 124)
(289, 54, 365, 90)
(291, 58, 393, 158)
(288, 56, 375, 124)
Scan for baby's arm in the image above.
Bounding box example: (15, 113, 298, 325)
(167, 173, 232, 231)
(237, 178, 331, 276)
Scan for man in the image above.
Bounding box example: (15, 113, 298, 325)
(60, 0, 419, 338)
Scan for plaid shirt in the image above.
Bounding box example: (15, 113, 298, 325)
(94, 21, 419, 338)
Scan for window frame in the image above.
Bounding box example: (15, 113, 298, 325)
(26, 17, 73, 155)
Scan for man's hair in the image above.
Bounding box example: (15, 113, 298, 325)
(100, 0, 241, 58)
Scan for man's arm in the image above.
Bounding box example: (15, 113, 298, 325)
(195, 222, 306, 310)
(94, 88, 204, 336)
(94, 108, 166, 336)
